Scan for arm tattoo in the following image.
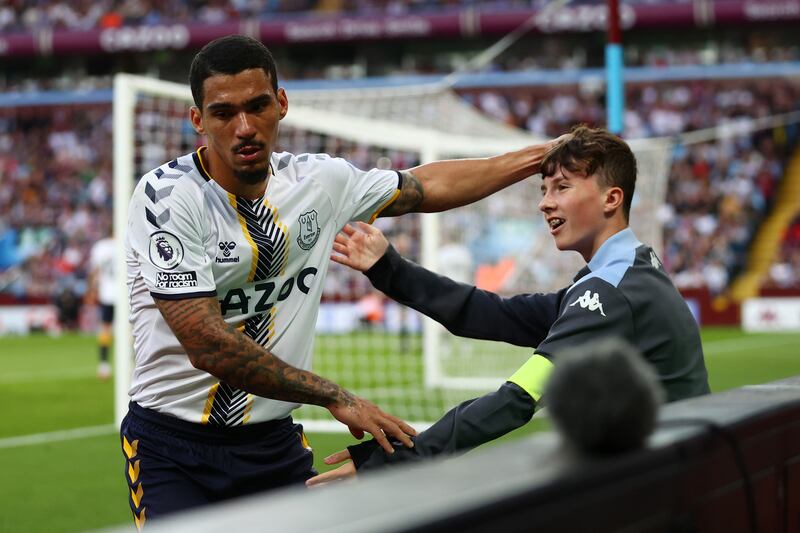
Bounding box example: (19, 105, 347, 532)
(154, 297, 350, 407)
(380, 169, 424, 217)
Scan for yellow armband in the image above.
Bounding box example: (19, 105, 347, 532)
(507, 353, 554, 401)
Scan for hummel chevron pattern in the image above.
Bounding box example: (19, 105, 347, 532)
(134, 509, 146, 531)
(130, 484, 144, 508)
(144, 182, 174, 203)
(144, 170, 176, 228)
(154, 169, 184, 181)
(128, 460, 140, 484)
(206, 382, 253, 427)
(123, 436, 146, 531)
(277, 153, 292, 171)
(145, 207, 170, 229)
(236, 198, 288, 281)
(168, 159, 194, 173)
(122, 436, 138, 459)
(244, 306, 276, 347)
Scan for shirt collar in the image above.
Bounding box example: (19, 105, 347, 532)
(586, 227, 641, 272)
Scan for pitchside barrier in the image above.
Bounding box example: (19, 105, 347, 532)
(102, 375, 800, 533)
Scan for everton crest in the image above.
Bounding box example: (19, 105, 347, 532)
(297, 210, 321, 250)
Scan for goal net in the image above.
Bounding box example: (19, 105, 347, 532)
(113, 74, 672, 429)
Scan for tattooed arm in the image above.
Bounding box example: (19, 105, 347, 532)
(154, 296, 415, 452)
(381, 141, 560, 216)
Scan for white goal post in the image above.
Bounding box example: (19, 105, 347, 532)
(112, 73, 672, 429)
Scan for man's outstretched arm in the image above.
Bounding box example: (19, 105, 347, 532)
(154, 296, 415, 453)
(381, 140, 562, 216)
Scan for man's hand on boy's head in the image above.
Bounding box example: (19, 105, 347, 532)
(547, 133, 572, 153)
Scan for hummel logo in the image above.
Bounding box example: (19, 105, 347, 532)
(216, 241, 240, 264)
(219, 241, 236, 257)
(569, 290, 606, 316)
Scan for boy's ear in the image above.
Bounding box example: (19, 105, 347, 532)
(604, 186, 624, 215)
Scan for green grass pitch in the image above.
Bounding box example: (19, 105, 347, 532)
(1, 328, 799, 532)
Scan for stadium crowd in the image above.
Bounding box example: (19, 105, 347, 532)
(768, 218, 800, 288)
(0, 0, 698, 33)
(663, 134, 789, 293)
(1, 0, 797, 94)
(0, 105, 113, 303)
(462, 78, 800, 293)
(1, 75, 798, 310)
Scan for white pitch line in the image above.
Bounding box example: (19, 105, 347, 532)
(702, 334, 800, 355)
(0, 367, 96, 384)
(0, 424, 117, 449)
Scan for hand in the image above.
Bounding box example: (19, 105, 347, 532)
(331, 222, 390, 272)
(545, 133, 571, 155)
(327, 390, 416, 454)
(305, 450, 355, 487)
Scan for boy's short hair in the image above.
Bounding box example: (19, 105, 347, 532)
(541, 126, 637, 221)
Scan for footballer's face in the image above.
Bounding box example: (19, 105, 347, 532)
(190, 68, 287, 191)
(538, 165, 623, 262)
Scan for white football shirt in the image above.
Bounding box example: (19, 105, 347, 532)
(90, 237, 117, 306)
(125, 147, 400, 425)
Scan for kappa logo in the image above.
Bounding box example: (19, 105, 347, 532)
(569, 290, 607, 316)
(297, 210, 321, 251)
(650, 251, 662, 270)
(216, 241, 240, 264)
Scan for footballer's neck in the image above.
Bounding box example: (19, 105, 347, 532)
(582, 219, 629, 263)
(200, 146, 269, 200)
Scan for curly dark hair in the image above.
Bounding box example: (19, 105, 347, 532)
(541, 125, 637, 221)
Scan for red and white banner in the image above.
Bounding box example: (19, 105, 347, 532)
(742, 298, 800, 332)
(0, 305, 59, 335)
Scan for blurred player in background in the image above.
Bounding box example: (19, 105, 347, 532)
(121, 34, 561, 525)
(86, 232, 116, 380)
(308, 126, 710, 484)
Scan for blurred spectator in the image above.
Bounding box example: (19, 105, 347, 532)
(767, 218, 800, 288)
(54, 284, 81, 331)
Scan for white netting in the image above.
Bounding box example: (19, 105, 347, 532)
(288, 84, 536, 143)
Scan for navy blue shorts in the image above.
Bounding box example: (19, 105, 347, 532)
(99, 304, 114, 324)
(120, 402, 316, 527)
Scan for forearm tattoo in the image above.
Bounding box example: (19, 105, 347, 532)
(381, 169, 424, 216)
(154, 297, 351, 407)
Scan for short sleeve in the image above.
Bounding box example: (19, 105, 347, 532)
(536, 277, 634, 360)
(127, 178, 217, 300)
(315, 157, 400, 227)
